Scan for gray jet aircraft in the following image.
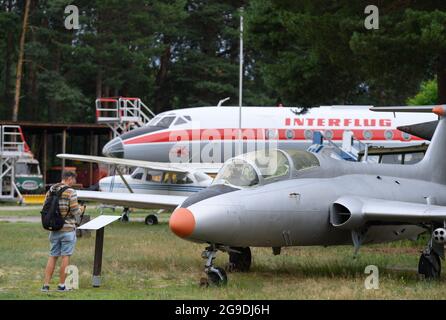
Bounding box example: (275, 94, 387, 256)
(168, 105, 446, 286)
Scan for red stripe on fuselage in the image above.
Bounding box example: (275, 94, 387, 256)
(123, 128, 422, 145)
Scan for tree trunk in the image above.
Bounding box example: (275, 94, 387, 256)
(438, 54, 446, 104)
(4, 0, 13, 104)
(153, 45, 171, 113)
(48, 48, 61, 122)
(96, 70, 102, 98)
(12, 0, 31, 122)
(4, 31, 13, 105)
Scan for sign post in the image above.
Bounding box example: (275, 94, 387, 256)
(78, 215, 121, 287)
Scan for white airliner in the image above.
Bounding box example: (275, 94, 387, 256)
(102, 105, 437, 163)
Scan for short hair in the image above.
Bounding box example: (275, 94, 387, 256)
(62, 170, 77, 180)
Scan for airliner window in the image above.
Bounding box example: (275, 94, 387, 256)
(184, 116, 192, 121)
(174, 117, 187, 126)
(157, 116, 176, 128)
(287, 150, 320, 171)
(214, 159, 259, 187)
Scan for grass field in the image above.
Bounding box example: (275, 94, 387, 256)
(0, 207, 445, 300)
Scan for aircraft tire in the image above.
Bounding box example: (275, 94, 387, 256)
(145, 214, 158, 225)
(418, 251, 441, 279)
(207, 267, 228, 286)
(228, 247, 251, 272)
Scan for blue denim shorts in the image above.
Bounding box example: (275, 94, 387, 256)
(49, 230, 77, 257)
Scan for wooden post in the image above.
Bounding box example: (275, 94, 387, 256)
(92, 227, 105, 287)
(12, 0, 31, 121)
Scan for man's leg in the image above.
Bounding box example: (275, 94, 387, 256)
(59, 255, 70, 285)
(43, 256, 58, 285)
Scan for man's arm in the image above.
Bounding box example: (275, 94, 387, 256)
(69, 189, 85, 225)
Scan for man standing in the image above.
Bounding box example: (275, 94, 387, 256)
(41, 171, 84, 292)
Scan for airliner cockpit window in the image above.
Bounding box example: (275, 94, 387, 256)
(213, 159, 259, 187)
(174, 117, 187, 126)
(148, 116, 162, 126)
(286, 150, 320, 171)
(157, 116, 176, 128)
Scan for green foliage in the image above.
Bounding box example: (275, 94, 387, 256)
(407, 79, 438, 106)
(247, 0, 446, 106)
(1, 0, 251, 121)
(1, 1, 446, 121)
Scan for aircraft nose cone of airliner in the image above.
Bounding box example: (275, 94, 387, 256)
(102, 137, 124, 158)
(169, 208, 196, 238)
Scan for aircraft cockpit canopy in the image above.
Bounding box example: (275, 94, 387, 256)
(213, 149, 320, 188)
(148, 114, 192, 128)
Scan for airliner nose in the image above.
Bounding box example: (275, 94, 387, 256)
(102, 137, 124, 158)
(169, 208, 196, 238)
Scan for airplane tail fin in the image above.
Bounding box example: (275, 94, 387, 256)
(371, 105, 446, 184)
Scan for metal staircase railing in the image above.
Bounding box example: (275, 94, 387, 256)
(95, 97, 155, 138)
(0, 125, 26, 202)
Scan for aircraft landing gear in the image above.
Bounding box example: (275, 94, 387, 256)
(120, 208, 130, 222)
(227, 247, 251, 272)
(418, 250, 441, 279)
(418, 230, 443, 280)
(145, 214, 158, 225)
(200, 245, 227, 287)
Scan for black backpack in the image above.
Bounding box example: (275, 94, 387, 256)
(41, 186, 70, 231)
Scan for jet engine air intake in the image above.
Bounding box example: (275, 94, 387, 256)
(330, 197, 365, 229)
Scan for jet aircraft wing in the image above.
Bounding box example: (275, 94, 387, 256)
(57, 154, 222, 174)
(77, 190, 186, 210)
(331, 196, 446, 229)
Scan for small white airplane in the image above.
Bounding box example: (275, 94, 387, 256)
(102, 104, 437, 163)
(57, 154, 219, 224)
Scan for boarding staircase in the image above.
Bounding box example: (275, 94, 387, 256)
(307, 130, 368, 162)
(95, 97, 156, 138)
(0, 125, 27, 202)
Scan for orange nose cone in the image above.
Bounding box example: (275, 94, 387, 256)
(433, 105, 446, 116)
(169, 208, 195, 238)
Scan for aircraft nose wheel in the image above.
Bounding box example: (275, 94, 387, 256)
(200, 245, 228, 287)
(144, 214, 158, 225)
(206, 267, 228, 286)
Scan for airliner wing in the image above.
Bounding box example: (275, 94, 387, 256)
(77, 190, 186, 210)
(57, 153, 222, 174)
(331, 196, 446, 229)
